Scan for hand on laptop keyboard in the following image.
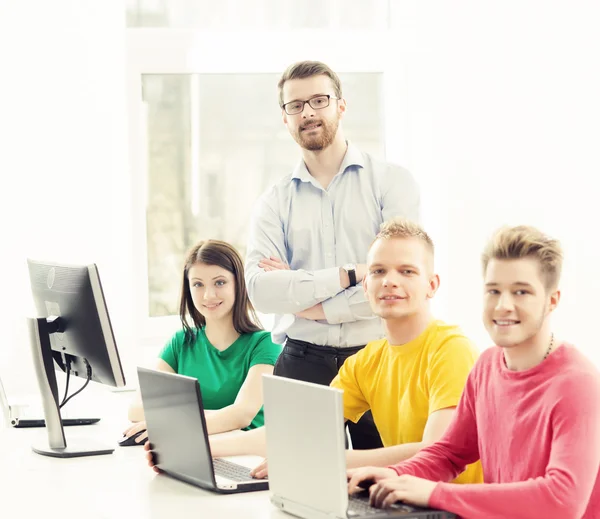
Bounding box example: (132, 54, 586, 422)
(367, 474, 437, 510)
(347, 466, 397, 495)
(250, 458, 268, 479)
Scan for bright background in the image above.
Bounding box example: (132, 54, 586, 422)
(1, 0, 599, 399)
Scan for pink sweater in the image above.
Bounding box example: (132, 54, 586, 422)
(389, 344, 600, 519)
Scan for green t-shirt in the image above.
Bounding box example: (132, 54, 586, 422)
(159, 328, 281, 430)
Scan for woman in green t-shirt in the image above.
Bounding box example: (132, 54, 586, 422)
(122, 240, 281, 445)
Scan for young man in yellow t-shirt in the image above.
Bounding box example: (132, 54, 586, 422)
(329, 218, 481, 483)
(144, 218, 483, 484)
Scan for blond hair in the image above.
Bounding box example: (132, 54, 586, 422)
(481, 225, 563, 289)
(376, 218, 434, 254)
(278, 61, 342, 107)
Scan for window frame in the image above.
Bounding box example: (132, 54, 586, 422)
(126, 28, 405, 343)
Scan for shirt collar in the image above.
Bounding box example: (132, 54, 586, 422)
(291, 141, 365, 182)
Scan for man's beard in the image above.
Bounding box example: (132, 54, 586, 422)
(293, 115, 340, 151)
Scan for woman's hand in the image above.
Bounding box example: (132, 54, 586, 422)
(122, 420, 148, 444)
(143, 441, 160, 473)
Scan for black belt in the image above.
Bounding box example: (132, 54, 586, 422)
(284, 337, 365, 358)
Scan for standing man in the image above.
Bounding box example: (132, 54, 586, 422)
(245, 61, 420, 449)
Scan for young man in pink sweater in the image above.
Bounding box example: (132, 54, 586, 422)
(348, 225, 600, 519)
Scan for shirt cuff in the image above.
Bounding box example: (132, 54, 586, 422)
(322, 291, 353, 324)
(387, 464, 404, 476)
(428, 483, 447, 511)
(313, 267, 344, 300)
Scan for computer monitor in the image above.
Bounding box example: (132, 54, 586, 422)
(26, 258, 126, 458)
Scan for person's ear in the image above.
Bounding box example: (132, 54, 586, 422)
(548, 289, 561, 313)
(338, 97, 347, 118)
(426, 274, 440, 299)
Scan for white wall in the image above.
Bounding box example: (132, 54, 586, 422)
(388, 1, 600, 362)
(0, 1, 599, 402)
(0, 1, 132, 396)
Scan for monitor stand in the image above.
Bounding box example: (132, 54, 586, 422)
(27, 316, 114, 458)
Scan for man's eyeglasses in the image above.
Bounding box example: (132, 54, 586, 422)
(282, 94, 339, 115)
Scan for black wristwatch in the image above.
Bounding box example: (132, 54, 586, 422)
(343, 263, 357, 287)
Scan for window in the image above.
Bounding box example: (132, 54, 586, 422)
(142, 72, 385, 316)
(126, 7, 395, 337)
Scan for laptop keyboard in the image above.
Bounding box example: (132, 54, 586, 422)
(348, 495, 383, 515)
(348, 494, 419, 516)
(213, 458, 255, 482)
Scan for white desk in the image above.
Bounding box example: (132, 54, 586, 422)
(0, 391, 289, 519)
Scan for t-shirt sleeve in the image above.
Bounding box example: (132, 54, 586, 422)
(158, 332, 182, 372)
(428, 336, 479, 415)
(249, 332, 283, 368)
(331, 349, 370, 423)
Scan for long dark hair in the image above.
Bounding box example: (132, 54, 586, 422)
(179, 240, 262, 345)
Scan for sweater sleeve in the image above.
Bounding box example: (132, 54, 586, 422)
(428, 372, 600, 519)
(389, 368, 481, 482)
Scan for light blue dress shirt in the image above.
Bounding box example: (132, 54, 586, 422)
(245, 142, 420, 347)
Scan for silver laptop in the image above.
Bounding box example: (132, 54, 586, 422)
(262, 375, 456, 519)
(137, 367, 268, 494)
(0, 375, 99, 428)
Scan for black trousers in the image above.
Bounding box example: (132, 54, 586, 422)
(273, 338, 383, 450)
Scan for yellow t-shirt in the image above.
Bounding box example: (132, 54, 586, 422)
(331, 320, 483, 484)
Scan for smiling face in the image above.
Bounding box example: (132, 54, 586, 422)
(483, 257, 560, 348)
(364, 237, 438, 320)
(281, 74, 345, 151)
(188, 262, 236, 324)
